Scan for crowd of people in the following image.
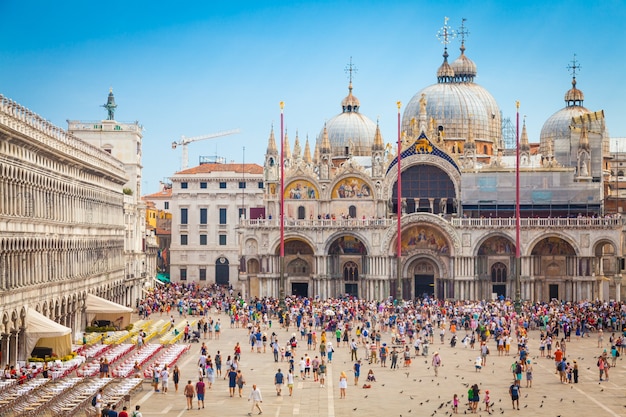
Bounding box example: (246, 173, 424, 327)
(131, 282, 626, 414)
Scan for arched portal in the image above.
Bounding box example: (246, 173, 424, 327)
(531, 237, 576, 300)
(328, 236, 367, 297)
(215, 257, 229, 287)
(406, 258, 439, 299)
(391, 165, 457, 214)
(275, 238, 315, 297)
(491, 262, 507, 299)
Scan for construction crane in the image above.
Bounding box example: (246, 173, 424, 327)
(172, 129, 240, 169)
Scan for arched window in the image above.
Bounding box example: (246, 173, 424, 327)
(484, 145, 488, 154)
(348, 205, 356, 218)
(343, 261, 358, 282)
(297, 206, 305, 220)
(491, 262, 507, 283)
(287, 258, 309, 275)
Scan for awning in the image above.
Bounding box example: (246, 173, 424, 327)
(156, 272, 170, 283)
(85, 294, 133, 329)
(25, 308, 72, 358)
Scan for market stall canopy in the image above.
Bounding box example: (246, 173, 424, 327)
(85, 294, 133, 329)
(25, 308, 71, 358)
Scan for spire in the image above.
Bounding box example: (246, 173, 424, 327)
(266, 125, 277, 154)
(102, 88, 117, 120)
(313, 140, 320, 164)
(436, 17, 456, 83)
(293, 131, 302, 160)
(565, 54, 584, 107)
(342, 57, 360, 113)
(579, 124, 590, 151)
(372, 119, 384, 151)
(283, 130, 291, 160)
(451, 18, 476, 82)
(321, 123, 331, 153)
(303, 136, 312, 163)
(520, 117, 530, 152)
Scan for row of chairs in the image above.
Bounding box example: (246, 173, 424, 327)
(112, 344, 163, 378)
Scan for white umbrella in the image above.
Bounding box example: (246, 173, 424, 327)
(324, 309, 336, 316)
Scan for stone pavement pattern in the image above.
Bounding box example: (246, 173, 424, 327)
(131, 313, 625, 417)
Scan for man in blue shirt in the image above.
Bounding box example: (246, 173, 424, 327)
(274, 369, 284, 396)
(353, 360, 361, 386)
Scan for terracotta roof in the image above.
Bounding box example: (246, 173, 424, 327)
(142, 188, 173, 199)
(176, 163, 263, 175)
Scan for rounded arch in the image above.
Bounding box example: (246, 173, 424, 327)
(382, 213, 461, 256)
(529, 235, 578, 257)
(403, 252, 448, 279)
(329, 175, 376, 200)
(284, 178, 320, 200)
(592, 238, 618, 256)
(383, 154, 461, 202)
(327, 235, 368, 256)
(272, 236, 316, 256)
(475, 234, 516, 256)
(324, 231, 371, 256)
(247, 258, 260, 274)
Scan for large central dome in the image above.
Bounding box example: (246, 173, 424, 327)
(402, 42, 501, 145)
(317, 82, 378, 158)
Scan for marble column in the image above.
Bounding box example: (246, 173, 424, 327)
(0, 333, 9, 366)
(8, 330, 17, 365)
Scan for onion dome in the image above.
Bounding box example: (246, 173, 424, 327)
(565, 78, 584, 105)
(539, 76, 589, 166)
(437, 48, 455, 83)
(317, 82, 378, 157)
(451, 43, 477, 82)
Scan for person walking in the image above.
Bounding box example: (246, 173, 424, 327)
(248, 384, 263, 415)
(195, 377, 206, 409)
(432, 351, 442, 376)
(160, 365, 169, 393)
(274, 369, 284, 396)
(227, 367, 237, 397)
(318, 359, 326, 387)
(390, 347, 399, 369)
(183, 380, 194, 410)
(236, 370, 246, 397)
(172, 365, 180, 393)
(287, 368, 295, 396)
(509, 382, 520, 410)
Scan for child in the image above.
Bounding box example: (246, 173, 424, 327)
(484, 390, 491, 413)
(453, 393, 459, 414)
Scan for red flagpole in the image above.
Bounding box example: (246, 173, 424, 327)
(396, 101, 402, 299)
(279, 101, 285, 301)
(515, 101, 521, 306)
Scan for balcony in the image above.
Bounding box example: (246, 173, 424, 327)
(241, 218, 394, 230)
(450, 216, 624, 229)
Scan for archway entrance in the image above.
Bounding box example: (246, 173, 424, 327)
(215, 257, 229, 286)
(491, 262, 507, 299)
(414, 274, 434, 298)
(407, 259, 438, 299)
(291, 282, 309, 297)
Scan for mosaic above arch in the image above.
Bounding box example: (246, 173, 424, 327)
(329, 236, 367, 255)
(332, 177, 372, 199)
(284, 180, 318, 199)
(478, 236, 516, 256)
(401, 225, 450, 255)
(531, 237, 576, 256)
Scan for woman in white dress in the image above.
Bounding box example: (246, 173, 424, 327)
(339, 371, 348, 398)
(206, 365, 215, 388)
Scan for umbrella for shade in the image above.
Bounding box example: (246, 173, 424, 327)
(324, 309, 336, 316)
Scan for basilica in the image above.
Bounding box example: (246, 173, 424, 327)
(236, 23, 623, 303)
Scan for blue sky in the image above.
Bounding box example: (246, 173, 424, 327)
(1, 0, 624, 194)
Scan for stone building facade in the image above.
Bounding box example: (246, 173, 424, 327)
(236, 22, 623, 302)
